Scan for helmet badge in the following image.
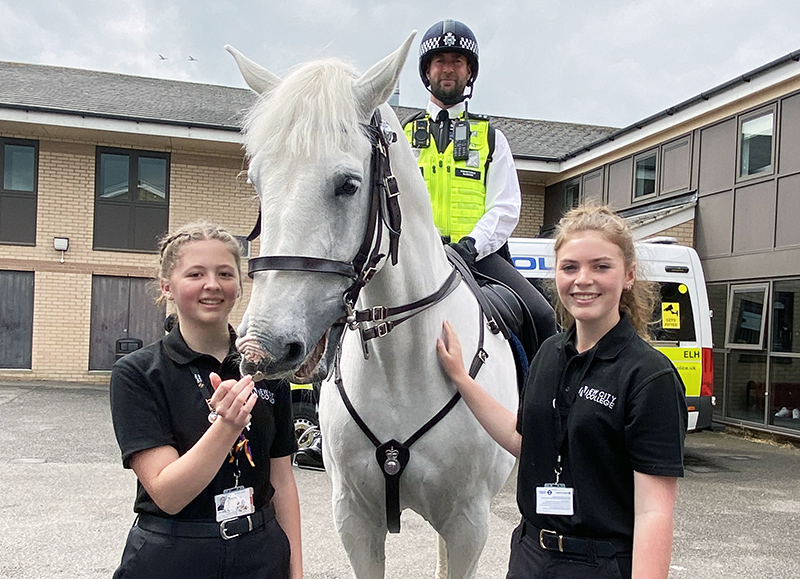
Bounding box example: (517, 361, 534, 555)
(443, 32, 456, 47)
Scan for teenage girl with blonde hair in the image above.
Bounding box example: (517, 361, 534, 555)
(111, 221, 302, 579)
(438, 205, 687, 578)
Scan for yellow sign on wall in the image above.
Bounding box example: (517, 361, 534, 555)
(662, 302, 680, 329)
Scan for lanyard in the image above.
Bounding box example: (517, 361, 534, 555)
(551, 343, 589, 485)
(188, 364, 255, 483)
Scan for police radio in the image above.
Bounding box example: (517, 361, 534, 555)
(412, 119, 430, 148)
(452, 120, 470, 160)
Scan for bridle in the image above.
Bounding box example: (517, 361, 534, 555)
(245, 108, 465, 358)
(246, 108, 402, 326)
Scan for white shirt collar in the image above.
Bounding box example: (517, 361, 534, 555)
(426, 100, 466, 120)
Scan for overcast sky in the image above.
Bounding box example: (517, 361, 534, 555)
(1, 0, 799, 128)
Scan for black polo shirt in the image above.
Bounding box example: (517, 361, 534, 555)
(110, 326, 296, 520)
(516, 314, 687, 546)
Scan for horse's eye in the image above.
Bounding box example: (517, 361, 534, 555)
(336, 177, 361, 197)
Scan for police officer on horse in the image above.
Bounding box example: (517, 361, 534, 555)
(406, 19, 555, 350)
(294, 20, 556, 471)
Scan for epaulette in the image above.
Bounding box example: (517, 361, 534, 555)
(466, 112, 490, 121)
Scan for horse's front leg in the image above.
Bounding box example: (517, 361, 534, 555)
(433, 503, 491, 579)
(329, 469, 389, 579)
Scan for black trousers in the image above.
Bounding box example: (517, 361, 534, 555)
(475, 251, 557, 350)
(506, 521, 632, 579)
(113, 516, 290, 579)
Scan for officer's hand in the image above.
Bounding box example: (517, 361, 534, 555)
(448, 236, 478, 268)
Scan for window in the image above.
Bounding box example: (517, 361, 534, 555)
(708, 283, 728, 419)
(739, 109, 774, 178)
(94, 148, 169, 252)
(651, 282, 697, 343)
(634, 151, 657, 199)
(564, 180, 580, 210)
(0, 138, 38, 244)
(772, 280, 799, 354)
(726, 284, 769, 349)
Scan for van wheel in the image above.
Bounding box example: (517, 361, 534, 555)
(292, 401, 317, 448)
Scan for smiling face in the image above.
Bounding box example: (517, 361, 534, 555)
(555, 230, 635, 339)
(161, 239, 241, 331)
(426, 51, 471, 106)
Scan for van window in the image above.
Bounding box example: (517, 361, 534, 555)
(651, 282, 697, 342)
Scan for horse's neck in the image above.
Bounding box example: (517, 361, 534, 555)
(363, 106, 451, 307)
(349, 105, 458, 379)
(363, 163, 450, 308)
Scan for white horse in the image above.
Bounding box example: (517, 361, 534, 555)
(228, 33, 518, 579)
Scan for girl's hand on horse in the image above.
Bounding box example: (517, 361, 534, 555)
(209, 373, 256, 428)
(437, 320, 469, 381)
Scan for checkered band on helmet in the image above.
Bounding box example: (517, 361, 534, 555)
(418, 19, 479, 88)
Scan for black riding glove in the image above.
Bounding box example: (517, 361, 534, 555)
(449, 236, 478, 268)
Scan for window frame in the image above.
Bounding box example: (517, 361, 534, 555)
(0, 137, 39, 246)
(632, 149, 658, 201)
(563, 179, 580, 211)
(93, 147, 170, 253)
(771, 278, 800, 355)
(736, 105, 776, 182)
(725, 283, 770, 350)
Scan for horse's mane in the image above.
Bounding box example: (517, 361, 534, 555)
(243, 58, 366, 159)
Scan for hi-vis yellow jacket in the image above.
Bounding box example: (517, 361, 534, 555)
(404, 113, 493, 242)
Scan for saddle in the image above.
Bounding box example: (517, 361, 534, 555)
(446, 248, 538, 389)
(478, 279, 534, 388)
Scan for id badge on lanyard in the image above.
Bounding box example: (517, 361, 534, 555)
(535, 390, 576, 516)
(535, 454, 574, 516)
(215, 486, 255, 521)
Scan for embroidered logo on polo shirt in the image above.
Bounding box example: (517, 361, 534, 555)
(253, 387, 275, 404)
(578, 385, 616, 409)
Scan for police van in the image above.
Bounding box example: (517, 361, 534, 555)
(508, 237, 715, 432)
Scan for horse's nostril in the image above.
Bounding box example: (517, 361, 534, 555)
(285, 342, 305, 365)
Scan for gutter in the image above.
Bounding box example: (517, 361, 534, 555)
(0, 101, 243, 133)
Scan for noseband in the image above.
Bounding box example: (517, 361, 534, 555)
(246, 109, 402, 315)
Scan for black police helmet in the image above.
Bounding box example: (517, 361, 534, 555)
(418, 19, 479, 90)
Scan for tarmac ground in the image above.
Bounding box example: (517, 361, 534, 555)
(1, 381, 799, 578)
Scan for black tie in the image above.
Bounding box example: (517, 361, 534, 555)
(436, 110, 450, 153)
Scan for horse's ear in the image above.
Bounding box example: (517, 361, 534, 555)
(225, 44, 282, 95)
(352, 31, 417, 118)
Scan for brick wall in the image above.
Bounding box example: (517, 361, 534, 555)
(642, 219, 696, 247)
(514, 171, 546, 238)
(0, 133, 259, 383)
